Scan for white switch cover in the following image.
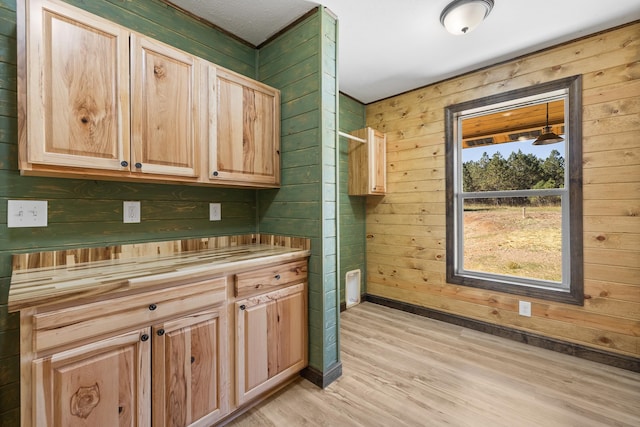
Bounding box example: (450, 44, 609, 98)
(209, 203, 221, 221)
(518, 300, 532, 317)
(7, 200, 48, 228)
(123, 201, 141, 223)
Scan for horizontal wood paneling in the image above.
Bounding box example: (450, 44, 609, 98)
(0, 382, 19, 415)
(10, 234, 274, 272)
(0, 0, 266, 423)
(323, 7, 340, 367)
(365, 22, 640, 358)
(63, 0, 256, 76)
(258, 9, 327, 370)
(0, 355, 17, 387)
(259, 7, 340, 374)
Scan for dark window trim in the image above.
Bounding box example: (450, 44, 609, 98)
(445, 75, 584, 305)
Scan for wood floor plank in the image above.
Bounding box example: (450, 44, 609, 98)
(228, 302, 640, 426)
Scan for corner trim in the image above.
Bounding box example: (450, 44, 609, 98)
(365, 294, 640, 373)
(301, 361, 342, 388)
(257, 7, 320, 49)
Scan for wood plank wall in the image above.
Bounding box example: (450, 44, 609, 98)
(11, 234, 310, 273)
(0, 0, 262, 424)
(339, 94, 366, 304)
(319, 10, 340, 369)
(365, 23, 640, 358)
(258, 7, 342, 374)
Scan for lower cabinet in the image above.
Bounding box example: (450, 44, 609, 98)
(31, 306, 228, 427)
(32, 327, 152, 427)
(235, 282, 307, 405)
(21, 256, 309, 427)
(152, 309, 228, 427)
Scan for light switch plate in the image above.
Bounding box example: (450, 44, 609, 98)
(209, 203, 221, 221)
(7, 200, 48, 228)
(123, 201, 141, 223)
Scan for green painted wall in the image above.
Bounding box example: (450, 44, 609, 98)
(0, 0, 259, 424)
(338, 94, 366, 304)
(0, 1, 350, 423)
(257, 7, 340, 373)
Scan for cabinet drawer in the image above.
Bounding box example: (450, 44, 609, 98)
(33, 276, 226, 353)
(235, 260, 307, 298)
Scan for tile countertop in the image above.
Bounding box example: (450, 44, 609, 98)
(9, 244, 310, 312)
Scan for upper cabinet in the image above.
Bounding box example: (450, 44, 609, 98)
(22, 0, 131, 173)
(348, 127, 387, 195)
(210, 68, 281, 187)
(130, 34, 202, 178)
(18, 0, 280, 188)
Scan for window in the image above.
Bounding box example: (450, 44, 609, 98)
(445, 76, 583, 305)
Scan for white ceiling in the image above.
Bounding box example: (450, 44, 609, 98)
(170, 0, 640, 104)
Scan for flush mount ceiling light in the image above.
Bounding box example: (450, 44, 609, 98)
(440, 0, 494, 35)
(533, 103, 564, 145)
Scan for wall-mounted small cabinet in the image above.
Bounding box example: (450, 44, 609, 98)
(348, 127, 387, 195)
(19, 0, 280, 189)
(209, 67, 280, 187)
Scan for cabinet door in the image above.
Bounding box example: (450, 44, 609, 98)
(210, 68, 280, 187)
(32, 328, 151, 427)
(235, 283, 307, 405)
(348, 127, 387, 195)
(152, 309, 228, 427)
(131, 34, 201, 178)
(24, 0, 130, 171)
(370, 128, 387, 194)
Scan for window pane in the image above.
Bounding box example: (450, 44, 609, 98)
(462, 197, 562, 283)
(461, 101, 565, 192)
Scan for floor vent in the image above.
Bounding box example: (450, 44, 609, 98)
(345, 269, 361, 309)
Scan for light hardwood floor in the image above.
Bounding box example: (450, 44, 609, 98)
(228, 302, 640, 426)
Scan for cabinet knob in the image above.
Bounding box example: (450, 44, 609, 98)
(240, 304, 246, 311)
(191, 356, 196, 364)
(212, 171, 219, 177)
(157, 329, 165, 336)
(149, 304, 157, 311)
(275, 274, 281, 280)
(140, 334, 149, 342)
(135, 162, 142, 169)
(121, 161, 128, 167)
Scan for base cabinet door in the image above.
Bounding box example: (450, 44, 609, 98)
(235, 283, 307, 405)
(152, 309, 228, 427)
(32, 328, 151, 427)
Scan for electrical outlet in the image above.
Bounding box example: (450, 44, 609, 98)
(7, 200, 48, 228)
(123, 201, 141, 223)
(209, 203, 221, 221)
(518, 300, 532, 317)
